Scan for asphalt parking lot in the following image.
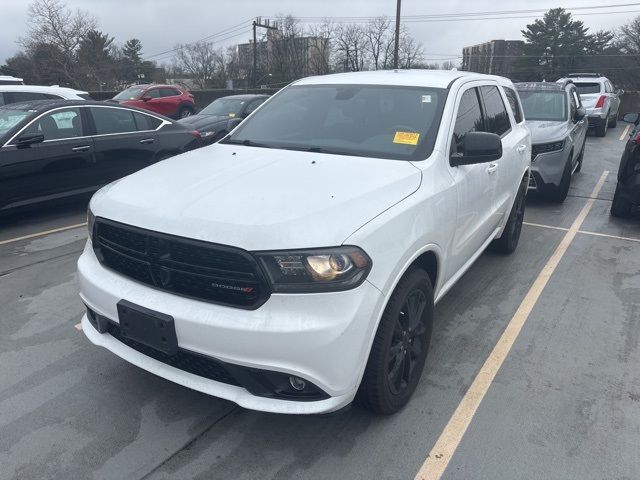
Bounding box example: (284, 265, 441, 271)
(1, 125, 639, 480)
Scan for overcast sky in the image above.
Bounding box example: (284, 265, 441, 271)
(1, 0, 635, 68)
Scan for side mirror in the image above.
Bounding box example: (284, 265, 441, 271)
(226, 118, 242, 131)
(450, 132, 502, 167)
(622, 112, 639, 125)
(16, 133, 45, 146)
(141, 95, 152, 102)
(574, 106, 586, 122)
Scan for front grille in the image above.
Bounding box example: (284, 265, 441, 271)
(106, 321, 240, 386)
(93, 218, 270, 309)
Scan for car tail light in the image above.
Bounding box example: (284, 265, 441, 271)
(595, 95, 606, 108)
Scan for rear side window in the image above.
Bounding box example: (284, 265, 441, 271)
(479, 86, 511, 136)
(133, 111, 162, 130)
(574, 82, 601, 95)
(4, 92, 62, 104)
(451, 88, 483, 156)
(503, 87, 523, 124)
(160, 88, 180, 97)
(90, 107, 137, 135)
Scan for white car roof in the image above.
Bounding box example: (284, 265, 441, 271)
(294, 69, 513, 89)
(0, 84, 88, 98)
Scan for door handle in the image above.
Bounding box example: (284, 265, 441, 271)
(487, 162, 498, 174)
(517, 145, 527, 154)
(139, 138, 155, 144)
(71, 145, 91, 152)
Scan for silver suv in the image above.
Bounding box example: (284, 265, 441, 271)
(557, 73, 623, 137)
(516, 81, 587, 202)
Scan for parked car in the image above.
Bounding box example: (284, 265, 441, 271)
(516, 81, 587, 202)
(79, 70, 530, 415)
(178, 94, 269, 144)
(0, 75, 24, 85)
(557, 73, 623, 137)
(112, 84, 195, 119)
(0, 100, 200, 214)
(611, 112, 640, 217)
(0, 84, 89, 106)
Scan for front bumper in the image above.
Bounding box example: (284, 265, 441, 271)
(77, 242, 384, 414)
(530, 146, 570, 189)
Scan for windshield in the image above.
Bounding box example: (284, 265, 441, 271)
(224, 84, 447, 160)
(201, 98, 247, 117)
(574, 82, 601, 95)
(113, 87, 146, 100)
(517, 90, 567, 122)
(0, 108, 31, 139)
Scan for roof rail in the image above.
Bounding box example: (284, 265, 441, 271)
(567, 73, 602, 78)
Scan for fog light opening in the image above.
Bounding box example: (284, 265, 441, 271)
(289, 376, 307, 391)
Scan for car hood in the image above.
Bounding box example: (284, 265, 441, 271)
(526, 120, 570, 144)
(90, 144, 422, 251)
(177, 114, 229, 131)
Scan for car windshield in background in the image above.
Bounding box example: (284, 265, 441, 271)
(113, 87, 146, 100)
(224, 85, 447, 160)
(574, 82, 601, 95)
(201, 98, 247, 117)
(517, 90, 567, 122)
(0, 108, 31, 139)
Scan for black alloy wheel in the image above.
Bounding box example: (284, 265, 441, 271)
(491, 177, 527, 254)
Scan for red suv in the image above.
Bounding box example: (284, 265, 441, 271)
(112, 84, 195, 119)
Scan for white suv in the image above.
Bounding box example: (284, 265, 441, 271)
(78, 70, 531, 415)
(557, 73, 623, 137)
(0, 84, 89, 106)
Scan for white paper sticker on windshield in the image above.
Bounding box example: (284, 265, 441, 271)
(421, 95, 432, 103)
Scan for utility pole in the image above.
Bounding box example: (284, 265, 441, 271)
(252, 17, 279, 88)
(393, 0, 402, 69)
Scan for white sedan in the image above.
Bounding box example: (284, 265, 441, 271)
(78, 69, 530, 415)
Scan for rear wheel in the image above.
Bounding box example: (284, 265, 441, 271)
(357, 268, 433, 415)
(611, 185, 633, 218)
(596, 116, 608, 137)
(609, 115, 617, 128)
(491, 177, 527, 254)
(178, 106, 193, 119)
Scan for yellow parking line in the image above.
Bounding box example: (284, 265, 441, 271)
(414, 171, 609, 480)
(578, 229, 640, 243)
(0, 222, 87, 246)
(619, 124, 631, 141)
(523, 221, 569, 232)
(74, 323, 83, 331)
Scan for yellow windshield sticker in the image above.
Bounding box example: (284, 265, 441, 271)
(228, 112, 236, 117)
(393, 131, 420, 145)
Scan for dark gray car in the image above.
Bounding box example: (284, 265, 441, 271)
(516, 81, 587, 202)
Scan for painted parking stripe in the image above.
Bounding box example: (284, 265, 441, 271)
(0, 223, 87, 246)
(74, 323, 83, 331)
(619, 124, 630, 141)
(524, 222, 640, 244)
(415, 171, 609, 480)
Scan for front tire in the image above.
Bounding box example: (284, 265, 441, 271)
(178, 106, 193, 119)
(545, 157, 572, 203)
(575, 140, 585, 173)
(491, 177, 527, 254)
(357, 268, 433, 415)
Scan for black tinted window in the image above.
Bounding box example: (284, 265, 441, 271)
(90, 107, 137, 134)
(160, 88, 180, 97)
(23, 108, 83, 140)
(245, 98, 266, 115)
(504, 87, 523, 124)
(480, 86, 510, 136)
(133, 111, 162, 130)
(574, 82, 601, 95)
(451, 88, 483, 155)
(5, 92, 62, 104)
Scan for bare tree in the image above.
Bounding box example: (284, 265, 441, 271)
(398, 26, 425, 69)
(20, 0, 96, 84)
(174, 41, 219, 88)
(335, 23, 367, 71)
(307, 20, 334, 75)
(364, 17, 392, 70)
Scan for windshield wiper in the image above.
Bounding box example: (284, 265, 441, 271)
(220, 139, 277, 149)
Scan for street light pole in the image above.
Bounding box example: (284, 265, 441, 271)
(393, 0, 402, 69)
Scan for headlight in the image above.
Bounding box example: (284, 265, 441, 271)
(255, 246, 372, 293)
(531, 140, 565, 160)
(200, 131, 216, 138)
(87, 206, 95, 241)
